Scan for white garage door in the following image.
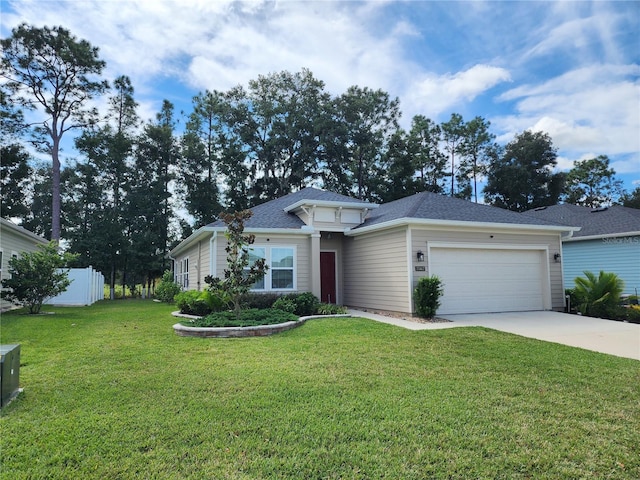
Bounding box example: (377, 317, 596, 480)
(430, 247, 547, 314)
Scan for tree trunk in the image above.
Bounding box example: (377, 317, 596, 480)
(51, 136, 62, 241)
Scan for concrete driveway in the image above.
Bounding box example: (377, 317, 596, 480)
(348, 309, 640, 360)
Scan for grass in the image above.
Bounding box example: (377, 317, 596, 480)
(1, 300, 638, 479)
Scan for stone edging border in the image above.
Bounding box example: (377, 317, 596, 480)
(172, 312, 351, 338)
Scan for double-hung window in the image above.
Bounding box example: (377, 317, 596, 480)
(175, 257, 189, 288)
(247, 246, 295, 291)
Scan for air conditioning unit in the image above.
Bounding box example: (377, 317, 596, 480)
(1, 344, 21, 407)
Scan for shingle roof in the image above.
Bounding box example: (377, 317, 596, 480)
(523, 204, 640, 238)
(206, 187, 371, 229)
(356, 191, 568, 228)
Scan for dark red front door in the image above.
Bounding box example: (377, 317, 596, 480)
(320, 252, 336, 304)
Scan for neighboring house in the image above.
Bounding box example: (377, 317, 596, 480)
(169, 188, 576, 315)
(525, 204, 640, 296)
(0, 218, 49, 311)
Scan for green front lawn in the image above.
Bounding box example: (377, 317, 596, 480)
(1, 300, 638, 479)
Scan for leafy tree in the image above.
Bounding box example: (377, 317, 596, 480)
(71, 75, 138, 299)
(573, 271, 624, 319)
(228, 69, 330, 204)
(563, 155, 624, 207)
(19, 162, 53, 238)
(1, 85, 32, 220)
(128, 100, 180, 295)
(484, 130, 564, 212)
(0, 144, 31, 218)
(210, 210, 268, 320)
(460, 116, 496, 203)
(325, 86, 400, 201)
(380, 116, 448, 202)
(380, 128, 418, 202)
(409, 115, 448, 195)
(440, 113, 468, 198)
(1, 23, 108, 241)
(180, 91, 224, 226)
(62, 159, 104, 266)
(618, 187, 640, 209)
(1, 242, 77, 314)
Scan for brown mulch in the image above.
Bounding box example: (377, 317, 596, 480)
(351, 308, 452, 324)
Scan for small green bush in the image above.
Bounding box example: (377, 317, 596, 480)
(240, 292, 281, 309)
(185, 308, 297, 328)
(273, 297, 297, 313)
(175, 290, 212, 316)
(293, 292, 320, 316)
(315, 303, 348, 315)
(414, 275, 443, 319)
(155, 270, 182, 303)
(623, 305, 640, 324)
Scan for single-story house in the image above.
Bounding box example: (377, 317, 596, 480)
(169, 187, 578, 315)
(0, 218, 49, 311)
(524, 204, 640, 296)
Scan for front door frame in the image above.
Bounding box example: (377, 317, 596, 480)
(320, 250, 338, 304)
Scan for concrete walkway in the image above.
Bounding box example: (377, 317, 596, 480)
(347, 309, 640, 360)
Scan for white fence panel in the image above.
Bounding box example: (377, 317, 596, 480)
(46, 267, 104, 306)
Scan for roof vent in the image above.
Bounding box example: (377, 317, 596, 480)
(591, 207, 609, 213)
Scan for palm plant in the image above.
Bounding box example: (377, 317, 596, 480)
(573, 271, 624, 319)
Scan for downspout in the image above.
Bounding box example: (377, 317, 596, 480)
(406, 226, 414, 314)
(209, 232, 217, 280)
(197, 240, 202, 291)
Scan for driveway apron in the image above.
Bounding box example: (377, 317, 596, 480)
(348, 309, 639, 360)
(437, 311, 640, 360)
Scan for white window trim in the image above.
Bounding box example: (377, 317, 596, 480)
(248, 245, 297, 292)
(175, 256, 189, 289)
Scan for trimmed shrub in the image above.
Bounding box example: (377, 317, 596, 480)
(240, 292, 281, 310)
(273, 297, 297, 314)
(155, 270, 181, 303)
(185, 308, 297, 328)
(175, 290, 211, 316)
(292, 292, 320, 316)
(414, 276, 443, 319)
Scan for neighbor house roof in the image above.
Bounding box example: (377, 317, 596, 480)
(0, 217, 48, 244)
(353, 191, 574, 232)
(523, 204, 640, 240)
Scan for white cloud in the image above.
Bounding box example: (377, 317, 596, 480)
(495, 64, 640, 159)
(404, 65, 511, 119)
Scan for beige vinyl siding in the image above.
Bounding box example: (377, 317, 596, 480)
(344, 227, 410, 312)
(214, 234, 311, 293)
(410, 228, 565, 311)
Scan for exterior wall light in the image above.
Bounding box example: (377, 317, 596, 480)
(417, 250, 425, 262)
(554, 253, 561, 262)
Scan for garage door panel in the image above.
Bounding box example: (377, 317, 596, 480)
(430, 247, 546, 314)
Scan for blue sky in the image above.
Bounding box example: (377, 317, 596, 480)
(2, 0, 639, 195)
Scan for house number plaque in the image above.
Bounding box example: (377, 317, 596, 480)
(414, 266, 426, 272)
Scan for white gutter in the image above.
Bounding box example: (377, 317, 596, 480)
(564, 231, 640, 242)
(345, 217, 580, 237)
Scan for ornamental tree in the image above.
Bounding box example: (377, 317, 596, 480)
(212, 210, 268, 319)
(1, 242, 78, 314)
